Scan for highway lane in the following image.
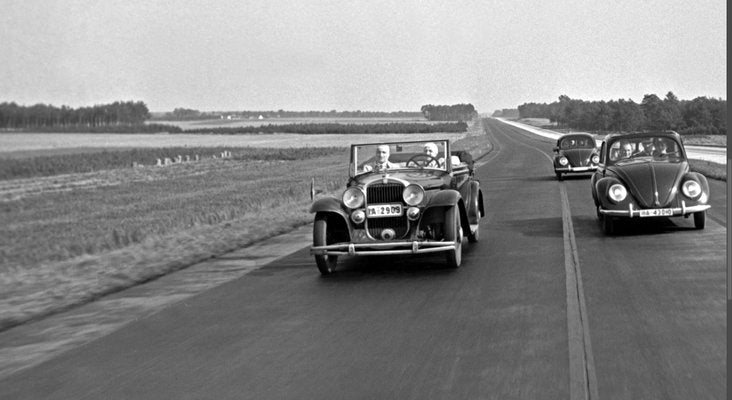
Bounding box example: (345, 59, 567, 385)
(0, 118, 725, 399)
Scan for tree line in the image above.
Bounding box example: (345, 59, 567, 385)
(420, 104, 478, 121)
(0, 101, 151, 129)
(511, 93, 726, 135)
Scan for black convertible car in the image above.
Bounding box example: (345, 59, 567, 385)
(309, 140, 483, 274)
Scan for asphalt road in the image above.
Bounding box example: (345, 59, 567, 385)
(1, 118, 726, 400)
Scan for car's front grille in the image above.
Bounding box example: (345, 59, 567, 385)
(366, 182, 408, 239)
(367, 217, 409, 239)
(367, 183, 403, 203)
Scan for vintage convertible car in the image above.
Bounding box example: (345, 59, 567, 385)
(590, 131, 710, 234)
(553, 133, 599, 180)
(310, 139, 484, 274)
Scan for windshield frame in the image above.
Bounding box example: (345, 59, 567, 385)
(349, 140, 452, 177)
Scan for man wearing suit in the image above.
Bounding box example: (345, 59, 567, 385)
(363, 144, 398, 172)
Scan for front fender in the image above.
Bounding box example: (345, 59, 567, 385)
(310, 196, 347, 217)
(425, 189, 461, 208)
(595, 176, 627, 209)
(683, 172, 710, 204)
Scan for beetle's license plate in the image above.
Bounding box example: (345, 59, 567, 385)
(366, 204, 403, 218)
(639, 208, 673, 217)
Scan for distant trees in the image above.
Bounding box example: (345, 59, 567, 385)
(0, 101, 151, 129)
(491, 109, 519, 118)
(421, 104, 477, 121)
(517, 92, 726, 135)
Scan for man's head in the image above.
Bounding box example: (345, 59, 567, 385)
(375, 145, 390, 163)
(620, 141, 633, 158)
(424, 142, 438, 157)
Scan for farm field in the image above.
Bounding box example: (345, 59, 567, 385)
(0, 132, 467, 158)
(0, 121, 486, 331)
(149, 116, 432, 130)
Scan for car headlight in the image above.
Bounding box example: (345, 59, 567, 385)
(402, 184, 425, 206)
(681, 180, 702, 199)
(350, 209, 366, 224)
(608, 183, 627, 203)
(591, 155, 599, 164)
(342, 187, 365, 209)
(559, 156, 569, 166)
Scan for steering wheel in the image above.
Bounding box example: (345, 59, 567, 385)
(406, 154, 441, 168)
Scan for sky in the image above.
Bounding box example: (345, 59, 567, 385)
(1, 0, 726, 113)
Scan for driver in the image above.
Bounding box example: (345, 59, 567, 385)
(423, 142, 445, 167)
(363, 144, 398, 172)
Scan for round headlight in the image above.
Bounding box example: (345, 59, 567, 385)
(402, 184, 425, 206)
(559, 156, 569, 166)
(682, 180, 702, 199)
(342, 187, 365, 209)
(351, 209, 366, 224)
(608, 183, 627, 203)
(591, 154, 599, 164)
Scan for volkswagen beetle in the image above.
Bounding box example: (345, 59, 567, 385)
(591, 131, 710, 234)
(310, 139, 483, 274)
(553, 133, 599, 180)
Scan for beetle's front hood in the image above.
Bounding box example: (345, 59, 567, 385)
(352, 170, 449, 190)
(609, 160, 688, 207)
(561, 148, 594, 166)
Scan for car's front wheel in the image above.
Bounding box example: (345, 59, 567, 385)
(444, 206, 462, 268)
(602, 214, 615, 235)
(313, 214, 338, 275)
(693, 211, 706, 229)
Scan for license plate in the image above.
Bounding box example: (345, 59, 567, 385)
(639, 208, 673, 217)
(366, 204, 403, 218)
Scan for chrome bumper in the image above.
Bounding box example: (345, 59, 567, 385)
(555, 166, 597, 173)
(599, 201, 711, 217)
(311, 240, 458, 256)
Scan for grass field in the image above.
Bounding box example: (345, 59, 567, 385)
(0, 121, 487, 331)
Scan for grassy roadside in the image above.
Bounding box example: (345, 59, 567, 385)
(0, 122, 490, 332)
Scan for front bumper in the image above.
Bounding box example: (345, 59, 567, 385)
(555, 165, 597, 173)
(311, 240, 458, 256)
(599, 201, 711, 217)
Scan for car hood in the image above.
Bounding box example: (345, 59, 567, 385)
(353, 170, 450, 190)
(561, 148, 594, 166)
(609, 160, 688, 207)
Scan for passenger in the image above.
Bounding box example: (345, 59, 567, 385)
(423, 142, 445, 167)
(634, 138, 656, 156)
(652, 138, 668, 156)
(619, 141, 634, 160)
(363, 144, 398, 172)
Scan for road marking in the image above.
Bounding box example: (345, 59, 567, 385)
(560, 184, 599, 400)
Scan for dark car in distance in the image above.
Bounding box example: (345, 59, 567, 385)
(309, 139, 484, 274)
(590, 131, 710, 234)
(552, 133, 599, 180)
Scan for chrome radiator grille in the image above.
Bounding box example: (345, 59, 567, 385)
(365, 182, 408, 239)
(366, 183, 403, 203)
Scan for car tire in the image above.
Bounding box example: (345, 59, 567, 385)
(693, 211, 706, 230)
(468, 224, 479, 243)
(556, 172, 563, 181)
(313, 215, 338, 275)
(444, 206, 462, 268)
(602, 214, 615, 235)
(595, 205, 602, 219)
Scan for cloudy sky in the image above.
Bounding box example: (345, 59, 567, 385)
(1, 0, 726, 113)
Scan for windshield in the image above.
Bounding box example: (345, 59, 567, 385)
(559, 136, 595, 149)
(606, 136, 683, 165)
(352, 140, 449, 176)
